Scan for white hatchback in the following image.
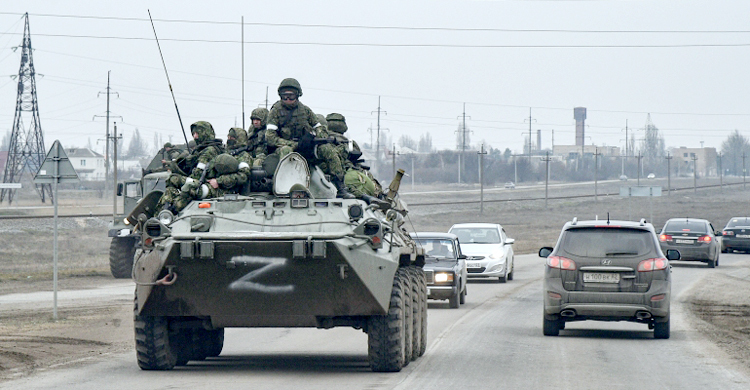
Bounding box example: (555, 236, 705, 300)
(449, 223, 515, 283)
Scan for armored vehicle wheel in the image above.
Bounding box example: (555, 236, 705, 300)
(134, 313, 178, 370)
(415, 267, 427, 357)
(407, 266, 423, 362)
(368, 268, 409, 372)
(402, 269, 414, 365)
(109, 236, 136, 279)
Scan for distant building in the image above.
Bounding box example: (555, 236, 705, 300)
(66, 147, 105, 181)
(671, 147, 717, 177)
(553, 145, 621, 159)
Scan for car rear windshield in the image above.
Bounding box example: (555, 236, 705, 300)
(726, 218, 750, 228)
(415, 239, 456, 259)
(560, 227, 655, 258)
(450, 228, 501, 244)
(664, 220, 707, 233)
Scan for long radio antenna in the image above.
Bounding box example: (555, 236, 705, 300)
(148, 10, 191, 152)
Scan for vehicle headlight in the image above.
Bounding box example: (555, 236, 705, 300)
(434, 272, 454, 283)
(158, 210, 175, 225)
(489, 251, 505, 259)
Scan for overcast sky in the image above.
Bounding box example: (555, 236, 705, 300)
(1, 0, 749, 157)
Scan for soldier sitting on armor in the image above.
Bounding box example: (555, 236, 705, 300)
(247, 107, 269, 168)
(265, 78, 352, 198)
(179, 153, 248, 202)
(320, 113, 385, 205)
(156, 121, 224, 213)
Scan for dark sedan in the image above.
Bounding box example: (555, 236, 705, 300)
(720, 217, 750, 253)
(411, 232, 468, 309)
(658, 218, 720, 268)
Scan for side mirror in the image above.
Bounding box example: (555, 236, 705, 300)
(539, 247, 553, 258)
(715, 231, 723, 236)
(655, 228, 662, 234)
(457, 254, 467, 260)
(666, 249, 680, 261)
(116, 183, 124, 197)
(505, 238, 515, 245)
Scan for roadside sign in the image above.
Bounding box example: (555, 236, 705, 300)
(33, 140, 80, 184)
(0, 183, 22, 189)
(619, 186, 662, 197)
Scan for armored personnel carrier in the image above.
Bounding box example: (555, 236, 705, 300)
(130, 153, 427, 372)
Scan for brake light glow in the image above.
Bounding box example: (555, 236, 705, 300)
(659, 234, 672, 242)
(699, 235, 712, 243)
(651, 294, 666, 302)
(547, 256, 577, 270)
(723, 230, 734, 236)
(638, 258, 668, 272)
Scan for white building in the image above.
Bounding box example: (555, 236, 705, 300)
(66, 147, 105, 181)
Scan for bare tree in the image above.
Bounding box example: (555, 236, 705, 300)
(721, 130, 750, 175)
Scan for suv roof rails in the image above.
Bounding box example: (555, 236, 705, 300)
(571, 217, 578, 225)
(639, 218, 647, 226)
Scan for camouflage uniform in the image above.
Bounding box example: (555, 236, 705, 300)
(157, 121, 224, 212)
(182, 153, 247, 200)
(247, 107, 269, 168)
(324, 113, 382, 198)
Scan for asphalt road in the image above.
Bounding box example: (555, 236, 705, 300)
(2, 253, 749, 390)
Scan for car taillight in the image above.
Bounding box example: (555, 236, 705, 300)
(699, 235, 712, 243)
(547, 256, 576, 270)
(723, 230, 734, 236)
(638, 258, 668, 272)
(659, 234, 672, 242)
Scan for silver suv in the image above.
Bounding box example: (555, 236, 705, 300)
(539, 218, 680, 339)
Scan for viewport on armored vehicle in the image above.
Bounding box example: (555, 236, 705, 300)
(107, 145, 186, 278)
(129, 152, 427, 372)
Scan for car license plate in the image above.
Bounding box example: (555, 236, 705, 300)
(737, 234, 750, 238)
(584, 273, 620, 283)
(675, 239, 694, 244)
(467, 262, 481, 268)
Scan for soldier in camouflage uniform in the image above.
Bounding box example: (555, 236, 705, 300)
(181, 153, 247, 200)
(247, 107, 269, 168)
(324, 113, 385, 204)
(157, 121, 224, 212)
(265, 78, 351, 198)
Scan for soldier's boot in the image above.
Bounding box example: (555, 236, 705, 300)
(361, 194, 390, 210)
(332, 177, 356, 199)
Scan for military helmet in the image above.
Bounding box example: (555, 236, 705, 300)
(213, 153, 240, 175)
(315, 114, 328, 127)
(250, 107, 269, 127)
(190, 121, 216, 145)
(277, 78, 302, 97)
(227, 127, 248, 148)
(163, 142, 173, 148)
(326, 113, 348, 134)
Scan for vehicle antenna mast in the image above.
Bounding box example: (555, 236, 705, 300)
(148, 10, 191, 152)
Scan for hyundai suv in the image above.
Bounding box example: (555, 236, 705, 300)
(539, 218, 680, 339)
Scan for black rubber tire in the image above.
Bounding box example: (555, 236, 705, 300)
(507, 261, 514, 281)
(459, 284, 466, 305)
(715, 253, 720, 267)
(721, 245, 728, 253)
(707, 259, 716, 268)
(110, 236, 136, 279)
(368, 268, 408, 372)
(448, 286, 460, 308)
(407, 267, 422, 362)
(402, 269, 413, 365)
(543, 316, 561, 336)
(416, 267, 427, 357)
(203, 328, 225, 357)
(654, 317, 670, 339)
(134, 294, 177, 370)
(498, 274, 507, 283)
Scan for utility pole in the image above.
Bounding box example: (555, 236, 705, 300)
(112, 122, 119, 219)
(594, 148, 601, 201)
(543, 152, 551, 208)
(391, 144, 400, 178)
(478, 144, 487, 214)
(371, 96, 388, 170)
(456, 103, 471, 184)
(744, 153, 747, 189)
(523, 108, 536, 163)
(95, 71, 120, 194)
(718, 152, 723, 191)
(665, 153, 672, 196)
(637, 152, 642, 185)
(241, 16, 245, 129)
(624, 120, 629, 157)
(691, 154, 698, 193)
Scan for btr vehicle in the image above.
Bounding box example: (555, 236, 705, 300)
(129, 153, 427, 372)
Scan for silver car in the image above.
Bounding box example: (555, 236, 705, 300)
(448, 223, 515, 283)
(540, 218, 680, 339)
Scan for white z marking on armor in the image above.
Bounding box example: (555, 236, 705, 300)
(228, 256, 295, 293)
